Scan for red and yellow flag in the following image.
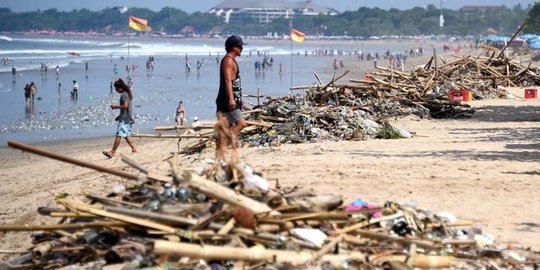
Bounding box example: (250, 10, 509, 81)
(291, 28, 305, 43)
(129, 16, 148, 32)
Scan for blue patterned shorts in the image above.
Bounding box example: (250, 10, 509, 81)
(116, 121, 133, 137)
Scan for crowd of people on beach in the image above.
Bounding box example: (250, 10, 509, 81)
(254, 55, 273, 72)
(8, 36, 481, 160)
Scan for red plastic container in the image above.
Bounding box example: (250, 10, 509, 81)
(524, 88, 537, 99)
(448, 90, 472, 102)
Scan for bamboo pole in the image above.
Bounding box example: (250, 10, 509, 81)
(132, 134, 211, 139)
(60, 198, 197, 239)
(245, 120, 273, 128)
(352, 230, 436, 250)
(185, 173, 278, 216)
(0, 221, 125, 232)
(153, 240, 366, 265)
(321, 70, 349, 91)
(120, 154, 172, 183)
(497, 20, 527, 59)
(411, 255, 452, 269)
(154, 124, 214, 131)
(7, 140, 139, 180)
(314, 72, 325, 85)
(106, 206, 288, 243)
(85, 193, 144, 208)
(310, 234, 343, 263)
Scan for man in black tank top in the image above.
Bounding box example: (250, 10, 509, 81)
(216, 35, 247, 136)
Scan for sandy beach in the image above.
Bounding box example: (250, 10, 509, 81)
(0, 41, 539, 258)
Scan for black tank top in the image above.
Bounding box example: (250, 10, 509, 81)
(216, 55, 242, 112)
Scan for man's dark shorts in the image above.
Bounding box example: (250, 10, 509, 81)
(221, 109, 243, 126)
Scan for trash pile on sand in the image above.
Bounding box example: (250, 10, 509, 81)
(240, 53, 540, 146)
(2, 122, 539, 269)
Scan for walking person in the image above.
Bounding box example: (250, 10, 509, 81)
(102, 78, 137, 158)
(216, 35, 247, 136)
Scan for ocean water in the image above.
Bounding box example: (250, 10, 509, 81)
(0, 35, 417, 145)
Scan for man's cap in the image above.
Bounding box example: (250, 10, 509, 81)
(225, 35, 247, 49)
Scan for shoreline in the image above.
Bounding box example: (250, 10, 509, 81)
(0, 37, 451, 146)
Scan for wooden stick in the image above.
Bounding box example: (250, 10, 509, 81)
(411, 255, 452, 269)
(185, 173, 278, 216)
(0, 221, 125, 232)
(132, 133, 211, 139)
(153, 240, 366, 265)
(290, 84, 323, 90)
(280, 212, 349, 222)
(154, 125, 215, 131)
(217, 218, 236, 235)
(106, 206, 287, 243)
(245, 120, 273, 128)
(310, 234, 343, 263)
(497, 20, 527, 58)
(49, 212, 95, 218)
(332, 221, 369, 235)
(0, 250, 29, 254)
(321, 70, 349, 91)
(120, 154, 172, 183)
(7, 140, 139, 180)
(85, 193, 144, 208)
(314, 72, 325, 85)
(258, 115, 287, 122)
(60, 198, 197, 239)
(119, 154, 148, 174)
(353, 230, 436, 250)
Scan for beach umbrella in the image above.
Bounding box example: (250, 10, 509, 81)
(528, 36, 540, 43)
(528, 41, 540, 49)
(520, 34, 537, 40)
(478, 36, 493, 42)
(493, 35, 511, 42)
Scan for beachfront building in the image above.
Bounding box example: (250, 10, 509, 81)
(459, 6, 503, 15)
(209, 0, 338, 24)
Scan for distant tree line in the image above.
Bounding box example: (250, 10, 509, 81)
(0, 4, 531, 37)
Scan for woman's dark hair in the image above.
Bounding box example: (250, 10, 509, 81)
(114, 78, 133, 100)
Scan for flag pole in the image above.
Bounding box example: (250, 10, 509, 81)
(290, 34, 293, 87)
(127, 33, 130, 77)
(289, 15, 293, 88)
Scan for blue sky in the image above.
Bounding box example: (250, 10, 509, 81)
(0, 0, 535, 13)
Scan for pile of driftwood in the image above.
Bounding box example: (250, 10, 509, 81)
(2, 122, 539, 269)
(130, 51, 540, 149)
(236, 52, 540, 146)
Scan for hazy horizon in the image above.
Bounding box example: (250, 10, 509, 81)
(0, 0, 536, 13)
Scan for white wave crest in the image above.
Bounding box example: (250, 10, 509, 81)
(0, 35, 13, 42)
